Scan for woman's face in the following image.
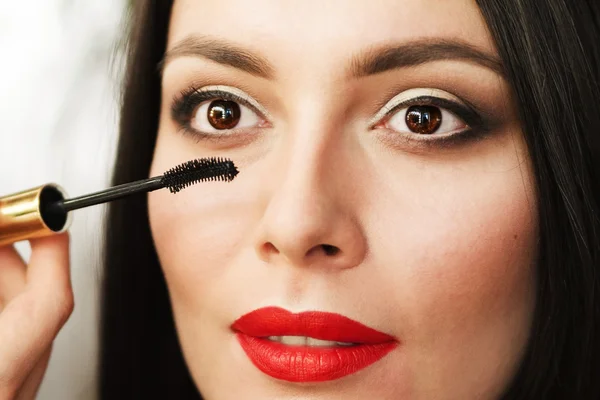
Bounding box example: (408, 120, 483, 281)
(149, 1, 538, 399)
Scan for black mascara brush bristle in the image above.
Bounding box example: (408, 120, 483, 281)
(161, 157, 239, 193)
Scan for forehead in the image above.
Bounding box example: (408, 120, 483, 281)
(168, 0, 497, 62)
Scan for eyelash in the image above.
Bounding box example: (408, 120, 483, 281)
(374, 95, 491, 146)
(170, 88, 491, 146)
(171, 87, 265, 139)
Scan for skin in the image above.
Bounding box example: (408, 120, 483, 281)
(149, 0, 538, 399)
(0, 234, 73, 399)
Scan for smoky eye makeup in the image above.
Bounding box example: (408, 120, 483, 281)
(169, 82, 500, 148)
(369, 88, 497, 147)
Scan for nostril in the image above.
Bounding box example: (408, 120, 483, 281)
(321, 244, 340, 256)
(263, 242, 279, 255)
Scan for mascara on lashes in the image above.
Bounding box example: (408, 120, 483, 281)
(381, 96, 484, 131)
(171, 88, 262, 131)
(171, 87, 496, 146)
(374, 94, 499, 148)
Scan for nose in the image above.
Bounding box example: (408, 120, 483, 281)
(254, 142, 367, 271)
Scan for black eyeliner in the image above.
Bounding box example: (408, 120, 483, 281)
(384, 95, 485, 131)
(171, 88, 259, 132)
(381, 95, 498, 148)
(171, 89, 240, 126)
(171, 87, 498, 148)
(170, 87, 269, 144)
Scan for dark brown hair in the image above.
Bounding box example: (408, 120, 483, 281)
(100, 1, 600, 398)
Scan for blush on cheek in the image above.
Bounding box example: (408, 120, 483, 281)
(413, 182, 535, 324)
(367, 147, 538, 396)
(400, 184, 537, 396)
(423, 229, 535, 327)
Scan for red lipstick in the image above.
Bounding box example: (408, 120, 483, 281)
(231, 307, 398, 382)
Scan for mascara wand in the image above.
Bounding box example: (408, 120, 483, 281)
(51, 157, 238, 213)
(0, 157, 238, 246)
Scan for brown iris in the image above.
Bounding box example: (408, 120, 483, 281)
(405, 105, 442, 134)
(207, 100, 241, 129)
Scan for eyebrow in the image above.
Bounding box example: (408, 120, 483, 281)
(349, 39, 504, 77)
(160, 35, 275, 79)
(160, 35, 504, 80)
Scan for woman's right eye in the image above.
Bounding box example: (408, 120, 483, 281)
(171, 87, 267, 136)
(191, 99, 262, 133)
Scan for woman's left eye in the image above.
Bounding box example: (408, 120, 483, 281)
(383, 104, 467, 136)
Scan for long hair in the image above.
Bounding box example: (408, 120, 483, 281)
(99, 1, 600, 398)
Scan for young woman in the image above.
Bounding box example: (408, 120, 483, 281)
(1, 0, 598, 399)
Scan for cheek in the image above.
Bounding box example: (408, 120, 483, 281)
(148, 186, 253, 308)
(147, 129, 256, 309)
(369, 143, 538, 393)
(367, 127, 538, 326)
(375, 184, 537, 333)
(403, 194, 537, 335)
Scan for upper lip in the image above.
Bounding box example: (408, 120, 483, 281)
(231, 306, 397, 344)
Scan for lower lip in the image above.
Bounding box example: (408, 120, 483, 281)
(235, 333, 397, 382)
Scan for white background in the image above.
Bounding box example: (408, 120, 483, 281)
(0, 1, 126, 398)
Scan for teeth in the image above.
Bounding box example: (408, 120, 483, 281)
(281, 336, 307, 346)
(266, 335, 355, 347)
(307, 337, 355, 347)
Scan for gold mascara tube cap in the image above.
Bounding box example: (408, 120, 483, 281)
(0, 184, 72, 246)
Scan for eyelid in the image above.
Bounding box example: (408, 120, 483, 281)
(368, 88, 471, 127)
(184, 85, 271, 120)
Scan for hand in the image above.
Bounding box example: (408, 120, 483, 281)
(0, 234, 73, 400)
